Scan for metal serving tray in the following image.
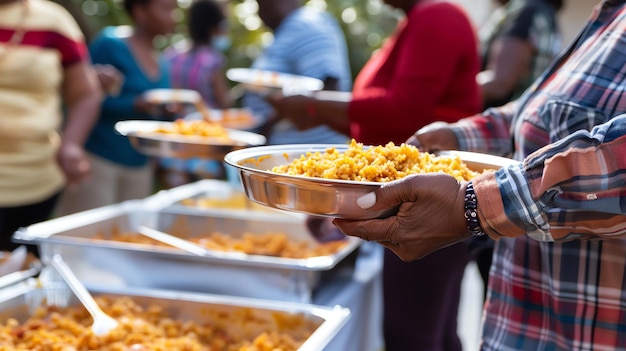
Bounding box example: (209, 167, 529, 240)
(224, 145, 517, 219)
(13, 201, 360, 302)
(0, 279, 349, 351)
(143, 179, 308, 219)
(115, 120, 266, 159)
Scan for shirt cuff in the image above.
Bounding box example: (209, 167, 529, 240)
(472, 169, 527, 240)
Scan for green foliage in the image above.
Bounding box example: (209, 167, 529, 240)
(61, 0, 400, 79)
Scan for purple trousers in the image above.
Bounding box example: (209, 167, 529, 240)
(383, 241, 470, 351)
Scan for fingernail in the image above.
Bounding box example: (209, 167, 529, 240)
(357, 192, 376, 209)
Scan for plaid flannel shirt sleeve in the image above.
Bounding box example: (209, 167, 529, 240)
(449, 100, 518, 156)
(473, 114, 626, 242)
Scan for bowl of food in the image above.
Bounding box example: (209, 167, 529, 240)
(115, 119, 266, 159)
(226, 68, 324, 96)
(0, 282, 350, 351)
(224, 140, 517, 219)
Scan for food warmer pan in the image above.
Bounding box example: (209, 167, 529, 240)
(13, 200, 360, 303)
(0, 278, 350, 351)
(143, 179, 308, 219)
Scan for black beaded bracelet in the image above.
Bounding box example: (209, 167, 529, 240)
(464, 182, 485, 237)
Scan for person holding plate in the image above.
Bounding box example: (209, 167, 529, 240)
(333, 0, 626, 349)
(158, 0, 233, 188)
(267, 0, 481, 350)
(243, 0, 352, 145)
(55, 0, 178, 215)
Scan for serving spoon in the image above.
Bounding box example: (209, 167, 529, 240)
(50, 255, 119, 336)
(136, 226, 246, 259)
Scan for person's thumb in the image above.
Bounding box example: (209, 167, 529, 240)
(410, 122, 459, 152)
(356, 175, 421, 211)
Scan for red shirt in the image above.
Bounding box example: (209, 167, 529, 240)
(348, 1, 481, 145)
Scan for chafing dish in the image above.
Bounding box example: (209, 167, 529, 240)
(143, 179, 307, 218)
(13, 201, 360, 302)
(0, 279, 350, 351)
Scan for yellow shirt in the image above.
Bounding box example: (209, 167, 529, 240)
(0, 0, 87, 206)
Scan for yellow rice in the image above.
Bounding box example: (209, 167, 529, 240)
(271, 139, 480, 182)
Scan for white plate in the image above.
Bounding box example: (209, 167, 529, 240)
(226, 68, 324, 95)
(143, 89, 201, 104)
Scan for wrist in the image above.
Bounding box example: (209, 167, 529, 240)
(305, 97, 317, 119)
(464, 181, 485, 237)
(59, 139, 81, 151)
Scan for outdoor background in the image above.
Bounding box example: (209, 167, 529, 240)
(56, 0, 597, 85)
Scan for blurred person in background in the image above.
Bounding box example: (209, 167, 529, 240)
(471, 0, 563, 301)
(0, 0, 101, 254)
(165, 0, 232, 110)
(268, 0, 481, 350)
(478, 0, 563, 108)
(244, 0, 352, 145)
(55, 0, 178, 215)
(159, 0, 232, 188)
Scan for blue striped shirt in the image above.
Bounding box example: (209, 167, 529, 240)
(243, 6, 351, 145)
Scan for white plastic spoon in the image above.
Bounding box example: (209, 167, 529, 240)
(50, 255, 118, 336)
(136, 226, 246, 259)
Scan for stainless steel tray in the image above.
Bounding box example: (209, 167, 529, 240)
(144, 179, 308, 219)
(0, 264, 41, 290)
(13, 201, 360, 302)
(0, 280, 349, 351)
(224, 145, 517, 219)
(115, 120, 266, 159)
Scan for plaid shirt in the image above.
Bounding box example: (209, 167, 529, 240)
(450, 1, 626, 349)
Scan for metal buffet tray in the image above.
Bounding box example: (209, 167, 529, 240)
(224, 145, 517, 219)
(143, 179, 308, 219)
(0, 280, 350, 351)
(12, 201, 360, 302)
(115, 120, 267, 159)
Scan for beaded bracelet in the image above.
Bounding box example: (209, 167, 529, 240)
(464, 182, 485, 237)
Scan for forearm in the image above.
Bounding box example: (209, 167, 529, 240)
(478, 37, 533, 107)
(62, 93, 101, 146)
(309, 97, 350, 135)
(211, 72, 233, 109)
(478, 70, 518, 107)
(61, 63, 102, 146)
(474, 115, 626, 242)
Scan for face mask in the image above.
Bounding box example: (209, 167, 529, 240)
(213, 35, 231, 52)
